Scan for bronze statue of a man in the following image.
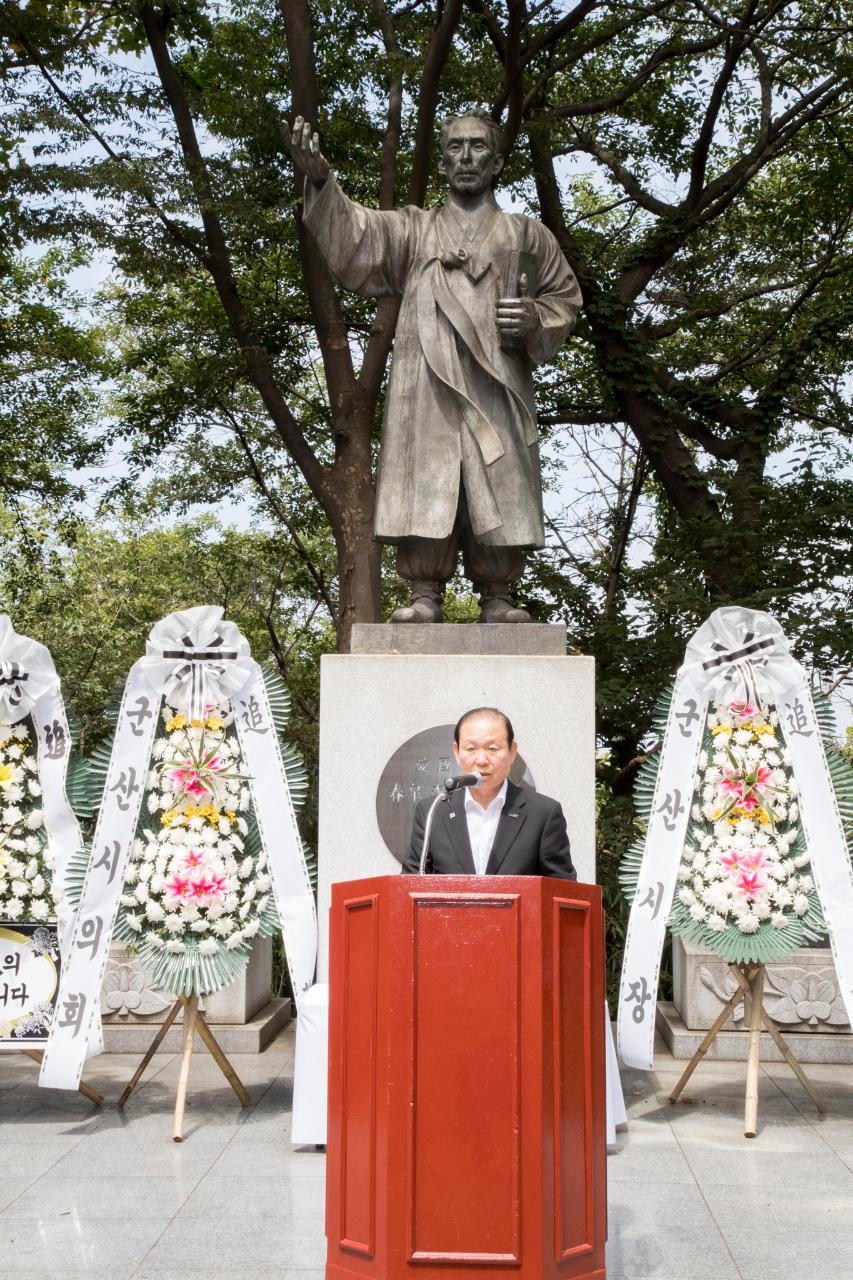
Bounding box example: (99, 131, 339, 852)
(284, 110, 582, 623)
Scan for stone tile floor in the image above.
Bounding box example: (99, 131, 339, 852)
(2, 1024, 853, 1279)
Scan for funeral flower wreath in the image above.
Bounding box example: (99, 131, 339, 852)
(621, 687, 853, 964)
(66, 666, 312, 997)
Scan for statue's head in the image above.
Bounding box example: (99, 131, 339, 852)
(438, 109, 505, 196)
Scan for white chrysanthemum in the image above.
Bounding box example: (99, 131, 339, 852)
(794, 852, 811, 868)
(734, 729, 751, 746)
(5, 805, 23, 825)
(225, 931, 244, 950)
(218, 818, 231, 835)
(4, 858, 23, 877)
(737, 914, 759, 933)
(706, 913, 726, 932)
(676, 865, 691, 882)
(225, 892, 239, 912)
(30, 898, 50, 920)
(24, 835, 41, 855)
(27, 779, 41, 798)
(237, 817, 248, 836)
(25, 810, 44, 830)
(199, 938, 218, 956)
(11, 879, 28, 898)
(691, 804, 702, 821)
(164, 913, 184, 933)
(773, 885, 793, 908)
(211, 916, 236, 937)
(145, 931, 165, 949)
(794, 894, 809, 916)
(754, 900, 771, 920)
(256, 894, 269, 913)
(242, 918, 260, 939)
(30, 873, 46, 897)
(771, 912, 788, 929)
(689, 903, 707, 922)
(146, 793, 161, 814)
(798, 875, 814, 893)
(190, 919, 209, 933)
(145, 899, 166, 922)
(165, 939, 186, 954)
(125, 914, 143, 933)
(678, 887, 696, 907)
(134, 881, 149, 904)
(789, 802, 799, 822)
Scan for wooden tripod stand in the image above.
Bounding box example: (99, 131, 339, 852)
(117, 994, 251, 1141)
(668, 961, 826, 1136)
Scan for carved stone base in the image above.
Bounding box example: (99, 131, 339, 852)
(658, 1001, 853, 1064)
(101, 997, 291, 1054)
(673, 935, 850, 1035)
(99, 938, 278, 1049)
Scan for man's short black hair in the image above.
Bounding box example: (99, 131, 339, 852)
(454, 707, 515, 747)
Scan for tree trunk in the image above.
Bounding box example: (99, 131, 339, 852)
(332, 497, 382, 653)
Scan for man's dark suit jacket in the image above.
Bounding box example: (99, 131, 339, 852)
(402, 781, 577, 879)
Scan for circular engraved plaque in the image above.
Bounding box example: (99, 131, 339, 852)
(376, 724, 535, 864)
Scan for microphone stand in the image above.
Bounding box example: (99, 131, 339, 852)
(418, 774, 480, 874)
(418, 790, 448, 875)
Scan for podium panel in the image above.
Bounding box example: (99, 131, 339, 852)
(327, 876, 606, 1280)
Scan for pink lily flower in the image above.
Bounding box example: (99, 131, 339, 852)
(190, 876, 216, 899)
(736, 870, 765, 899)
(164, 874, 193, 903)
(740, 850, 768, 874)
(720, 773, 746, 802)
(184, 849, 206, 868)
(729, 701, 757, 719)
(718, 850, 744, 875)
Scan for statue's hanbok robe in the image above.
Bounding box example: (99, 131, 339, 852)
(303, 178, 582, 547)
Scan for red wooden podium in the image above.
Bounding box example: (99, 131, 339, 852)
(326, 876, 607, 1280)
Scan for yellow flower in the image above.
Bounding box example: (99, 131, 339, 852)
(753, 724, 774, 737)
(165, 714, 186, 732)
(205, 715, 224, 732)
(711, 724, 732, 736)
(225, 809, 236, 822)
(190, 718, 204, 728)
(161, 809, 179, 828)
(0, 762, 14, 787)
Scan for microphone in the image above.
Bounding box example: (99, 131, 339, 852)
(444, 772, 482, 793)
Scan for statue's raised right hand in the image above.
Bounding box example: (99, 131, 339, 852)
(281, 116, 331, 186)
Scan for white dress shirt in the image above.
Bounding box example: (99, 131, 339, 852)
(464, 779, 508, 875)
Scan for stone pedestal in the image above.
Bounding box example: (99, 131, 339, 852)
(317, 623, 595, 980)
(658, 934, 853, 1063)
(99, 937, 289, 1052)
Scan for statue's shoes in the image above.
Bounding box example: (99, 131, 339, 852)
(478, 595, 531, 624)
(390, 597, 443, 623)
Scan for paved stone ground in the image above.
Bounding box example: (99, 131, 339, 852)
(2, 1024, 853, 1279)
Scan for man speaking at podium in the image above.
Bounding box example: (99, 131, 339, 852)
(403, 707, 577, 879)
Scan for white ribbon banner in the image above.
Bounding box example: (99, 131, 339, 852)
(40, 606, 317, 1090)
(617, 605, 853, 1070)
(0, 617, 88, 973)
